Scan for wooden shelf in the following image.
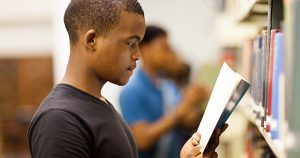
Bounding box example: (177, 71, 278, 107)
(235, 0, 268, 24)
(238, 94, 286, 158)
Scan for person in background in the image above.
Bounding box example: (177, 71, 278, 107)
(27, 0, 225, 158)
(120, 25, 227, 158)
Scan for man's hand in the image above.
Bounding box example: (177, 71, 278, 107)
(180, 123, 229, 158)
(180, 132, 202, 158)
(203, 123, 229, 158)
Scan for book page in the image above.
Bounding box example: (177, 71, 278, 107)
(197, 62, 240, 153)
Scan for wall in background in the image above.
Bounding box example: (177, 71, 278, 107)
(0, 0, 52, 57)
(140, 0, 220, 65)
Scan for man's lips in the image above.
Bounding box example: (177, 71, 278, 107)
(128, 64, 136, 71)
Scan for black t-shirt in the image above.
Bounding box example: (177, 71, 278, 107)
(28, 84, 138, 158)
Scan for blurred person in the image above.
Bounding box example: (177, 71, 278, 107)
(27, 1, 226, 158)
(119, 25, 225, 158)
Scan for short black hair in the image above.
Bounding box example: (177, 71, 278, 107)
(140, 25, 167, 46)
(64, 0, 144, 44)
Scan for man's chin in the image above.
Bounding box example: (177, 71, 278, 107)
(112, 78, 129, 86)
(117, 82, 128, 86)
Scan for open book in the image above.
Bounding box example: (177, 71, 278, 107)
(197, 62, 251, 153)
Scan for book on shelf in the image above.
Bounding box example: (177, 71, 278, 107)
(251, 35, 263, 120)
(238, 29, 286, 157)
(239, 30, 286, 141)
(266, 29, 280, 132)
(246, 30, 267, 128)
(197, 62, 251, 152)
(270, 32, 284, 140)
(240, 40, 253, 82)
(261, 30, 268, 129)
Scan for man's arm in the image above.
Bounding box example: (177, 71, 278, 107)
(28, 110, 90, 158)
(127, 85, 207, 151)
(120, 87, 183, 151)
(178, 84, 209, 131)
(130, 108, 180, 151)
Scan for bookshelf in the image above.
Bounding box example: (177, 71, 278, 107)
(232, 0, 295, 157)
(236, 0, 268, 24)
(232, 0, 300, 157)
(238, 94, 286, 158)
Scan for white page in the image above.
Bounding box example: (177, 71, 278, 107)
(197, 62, 239, 153)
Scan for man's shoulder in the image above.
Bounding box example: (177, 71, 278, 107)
(29, 101, 81, 131)
(34, 87, 75, 115)
(29, 88, 88, 131)
(27, 107, 93, 158)
(38, 84, 106, 115)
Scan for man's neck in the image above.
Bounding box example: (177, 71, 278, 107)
(61, 55, 105, 100)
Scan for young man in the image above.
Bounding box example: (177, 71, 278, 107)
(28, 0, 226, 158)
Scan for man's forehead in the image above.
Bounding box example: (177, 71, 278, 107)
(113, 11, 145, 32)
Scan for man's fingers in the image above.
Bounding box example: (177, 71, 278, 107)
(220, 123, 229, 134)
(204, 131, 219, 156)
(191, 139, 199, 146)
(188, 146, 201, 157)
(211, 129, 220, 147)
(212, 152, 218, 158)
(191, 132, 201, 143)
(195, 154, 203, 158)
(201, 126, 224, 158)
(203, 150, 218, 158)
(215, 128, 221, 138)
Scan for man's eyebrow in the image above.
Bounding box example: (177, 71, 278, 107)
(128, 35, 141, 42)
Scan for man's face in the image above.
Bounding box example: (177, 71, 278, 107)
(91, 11, 145, 85)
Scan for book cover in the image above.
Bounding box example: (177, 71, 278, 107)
(197, 62, 251, 152)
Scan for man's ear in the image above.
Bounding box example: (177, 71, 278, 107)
(83, 30, 97, 52)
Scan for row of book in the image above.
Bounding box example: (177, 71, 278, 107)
(236, 0, 300, 157)
(245, 123, 277, 158)
(239, 28, 285, 142)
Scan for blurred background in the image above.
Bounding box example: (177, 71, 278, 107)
(0, 0, 298, 158)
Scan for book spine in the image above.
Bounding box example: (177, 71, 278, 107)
(261, 30, 268, 128)
(252, 36, 263, 119)
(266, 29, 280, 132)
(241, 40, 253, 82)
(270, 32, 284, 140)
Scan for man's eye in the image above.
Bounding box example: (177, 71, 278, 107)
(127, 42, 136, 47)
(128, 42, 134, 46)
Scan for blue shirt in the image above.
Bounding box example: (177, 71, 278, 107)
(120, 69, 188, 158)
(120, 69, 163, 125)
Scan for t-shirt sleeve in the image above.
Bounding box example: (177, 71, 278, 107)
(119, 87, 147, 125)
(29, 110, 91, 158)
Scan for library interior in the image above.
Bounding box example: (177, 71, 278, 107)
(0, 0, 299, 158)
